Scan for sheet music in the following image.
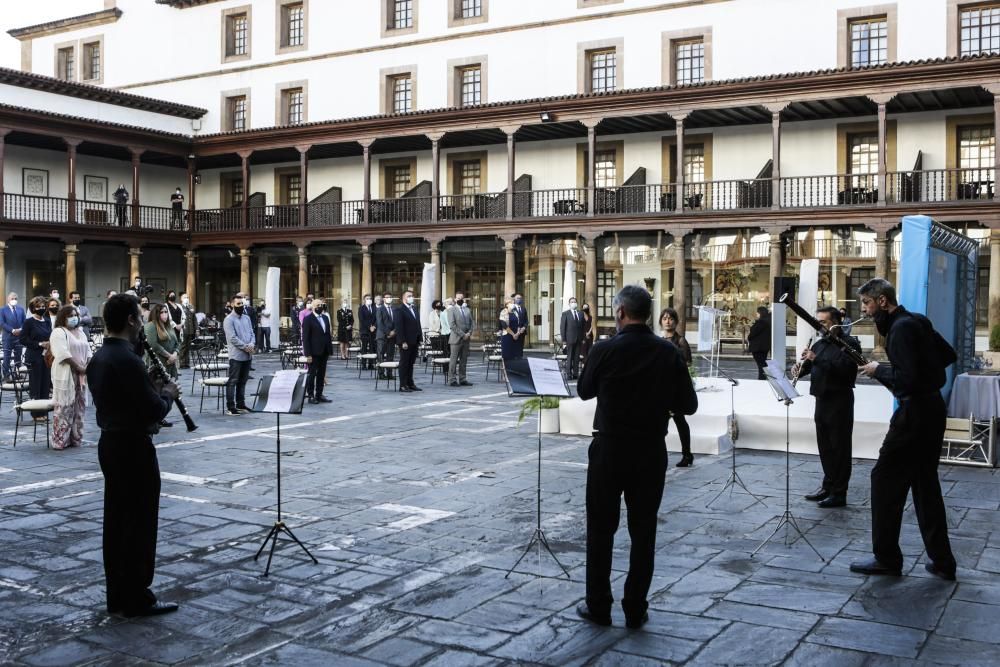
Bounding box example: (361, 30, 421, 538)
(527, 357, 571, 397)
(764, 360, 799, 401)
(263, 370, 300, 413)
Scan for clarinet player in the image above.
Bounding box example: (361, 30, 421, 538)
(792, 307, 862, 508)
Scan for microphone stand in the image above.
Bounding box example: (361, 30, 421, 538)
(701, 355, 766, 508)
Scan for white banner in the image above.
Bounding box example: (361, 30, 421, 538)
(420, 262, 436, 325)
(697, 306, 717, 352)
(265, 267, 281, 349)
(562, 260, 576, 310)
(796, 259, 819, 356)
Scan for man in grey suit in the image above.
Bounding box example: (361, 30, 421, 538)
(376, 292, 396, 379)
(560, 297, 585, 379)
(447, 290, 474, 387)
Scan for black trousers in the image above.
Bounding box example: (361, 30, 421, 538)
(566, 341, 581, 378)
(115, 204, 128, 226)
(99, 431, 160, 612)
(814, 392, 854, 496)
(398, 344, 417, 388)
(306, 353, 329, 398)
(225, 358, 251, 409)
(26, 352, 51, 418)
(673, 413, 691, 457)
(751, 351, 768, 379)
(2, 336, 22, 379)
(360, 333, 375, 368)
(586, 436, 667, 619)
(871, 395, 956, 572)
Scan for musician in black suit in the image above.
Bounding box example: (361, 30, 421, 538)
(393, 290, 422, 393)
(793, 307, 862, 508)
(359, 294, 377, 369)
(302, 299, 333, 403)
(560, 297, 585, 379)
(747, 306, 771, 380)
(376, 293, 396, 378)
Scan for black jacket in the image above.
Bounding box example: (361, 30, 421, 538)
(87, 337, 172, 434)
(578, 324, 698, 441)
(798, 333, 862, 398)
(358, 303, 377, 335)
(393, 303, 422, 346)
(560, 309, 585, 345)
(747, 315, 771, 353)
(302, 312, 333, 357)
(873, 306, 951, 399)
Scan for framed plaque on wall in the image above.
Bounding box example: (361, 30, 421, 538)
(22, 168, 49, 197)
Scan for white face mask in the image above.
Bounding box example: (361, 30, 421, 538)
(9, 299, 16, 306)
(182, 297, 190, 305)
(570, 302, 578, 310)
(406, 296, 414, 305)
(342, 302, 349, 309)
(365, 299, 372, 306)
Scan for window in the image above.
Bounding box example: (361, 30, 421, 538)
(588, 48, 616, 93)
(845, 268, 874, 322)
(597, 270, 616, 318)
(225, 11, 249, 58)
(82, 42, 101, 81)
(459, 65, 481, 106)
(454, 161, 481, 195)
(461, 0, 482, 17)
(449, 0, 487, 26)
(223, 175, 245, 207)
(683, 145, 705, 183)
(594, 150, 617, 188)
(283, 174, 302, 205)
(958, 125, 995, 183)
(56, 46, 75, 81)
(674, 39, 704, 85)
(848, 133, 878, 187)
(281, 2, 304, 48)
(282, 87, 304, 125)
(390, 75, 412, 113)
(849, 16, 888, 67)
(227, 95, 248, 131)
(960, 4, 1000, 55)
(392, 0, 413, 29)
(388, 165, 412, 198)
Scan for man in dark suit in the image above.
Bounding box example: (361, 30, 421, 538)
(560, 297, 585, 379)
(302, 299, 333, 404)
(393, 290, 422, 393)
(359, 293, 377, 370)
(1, 292, 26, 381)
(376, 292, 396, 379)
(513, 293, 528, 357)
(747, 306, 772, 380)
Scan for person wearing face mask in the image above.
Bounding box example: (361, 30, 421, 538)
(302, 299, 333, 404)
(290, 296, 305, 345)
(575, 286, 697, 631)
(500, 297, 521, 362)
(853, 278, 958, 581)
(446, 291, 474, 387)
(376, 293, 397, 379)
(87, 294, 179, 618)
(439, 298, 453, 359)
(336, 298, 354, 360)
(178, 293, 196, 369)
(169, 187, 185, 230)
(49, 305, 92, 449)
(164, 291, 184, 345)
(50, 289, 61, 303)
(144, 304, 179, 388)
(20, 296, 53, 421)
(139, 297, 151, 324)
(512, 293, 528, 357)
(1, 292, 25, 382)
(393, 290, 422, 393)
(581, 303, 595, 363)
(113, 184, 130, 226)
(359, 294, 377, 370)
(427, 299, 444, 357)
(257, 302, 272, 354)
(560, 297, 585, 380)
(47, 298, 61, 331)
(222, 295, 256, 416)
(298, 299, 314, 345)
(660, 307, 694, 468)
(69, 291, 93, 340)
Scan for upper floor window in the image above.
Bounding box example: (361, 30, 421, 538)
(684, 145, 705, 183)
(588, 48, 617, 93)
(958, 125, 995, 181)
(459, 65, 482, 106)
(391, 74, 413, 113)
(960, 4, 1000, 55)
(848, 133, 878, 175)
(226, 12, 249, 57)
(281, 2, 305, 48)
(454, 160, 482, 195)
(282, 87, 304, 125)
(281, 173, 302, 205)
(674, 38, 704, 85)
(56, 46, 75, 81)
(388, 164, 412, 198)
(393, 0, 413, 29)
(461, 0, 482, 18)
(227, 95, 248, 131)
(449, 0, 486, 26)
(594, 150, 617, 188)
(82, 42, 101, 82)
(849, 16, 888, 67)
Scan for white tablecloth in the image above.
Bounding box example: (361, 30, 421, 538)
(948, 373, 1000, 420)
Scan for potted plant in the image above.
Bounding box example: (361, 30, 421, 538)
(518, 396, 561, 433)
(985, 324, 1000, 368)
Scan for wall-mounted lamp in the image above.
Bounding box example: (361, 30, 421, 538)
(193, 174, 202, 185)
(539, 111, 553, 122)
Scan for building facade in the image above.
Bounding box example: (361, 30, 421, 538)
(2, 0, 999, 346)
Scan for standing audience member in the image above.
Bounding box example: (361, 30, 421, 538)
(47, 297, 61, 330)
(139, 297, 151, 324)
(298, 299, 313, 343)
(113, 184, 130, 226)
(394, 290, 422, 393)
(1, 292, 25, 382)
(660, 307, 694, 467)
(447, 290, 474, 387)
(257, 303, 272, 353)
(576, 286, 697, 630)
(439, 298, 453, 359)
(165, 291, 184, 347)
(501, 297, 524, 361)
(144, 304, 179, 429)
(290, 296, 305, 345)
(560, 297, 585, 379)
(49, 304, 92, 449)
(581, 303, 595, 363)
(87, 293, 179, 618)
(70, 291, 94, 340)
(222, 295, 255, 416)
(359, 294, 377, 369)
(747, 306, 772, 380)
(21, 296, 53, 421)
(178, 293, 196, 369)
(337, 299, 354, 360)
(512, 293, 528, 357)
(169, 187, 185, 230)
(428, 300, 444, 356)
(376, 293, 397, 378)
(302, 299, 333, 404)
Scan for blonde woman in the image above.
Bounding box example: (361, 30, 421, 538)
(49, 304, 91, 449)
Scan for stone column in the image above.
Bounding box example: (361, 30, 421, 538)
(64, 243, 78, 294)
(66, 139, 80, 224)
(428, 133, 442, 222)
(428, 237, 442, 300)
(501, 235, 519, 299)
(128, 246, 142, 283)
(130, 147, 143, 229)
(768, 232, 784, 292)
(673, 230, 689, 335)
(360, 139, 374, 224)
(238, 150, 251, 230)
(766, 104, 784, 209)
(989, 230, 1000, 331)
(297, 244, 309, 298)
(673, 111, 689, 211)
(297, 145, 311, 227)
(185, 250, 197, 309)
(239, 247, 251, 295)
(583, 234, 599, 313)
(0, 130, 9, 221)
(360, 241, 373, 298)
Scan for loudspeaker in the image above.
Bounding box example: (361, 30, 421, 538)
(774, 277, 795, 303)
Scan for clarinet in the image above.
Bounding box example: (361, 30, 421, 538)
(142, 337, 198, 432)
(790, 334, 814, 387)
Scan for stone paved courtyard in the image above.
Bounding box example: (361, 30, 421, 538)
(0, 352, 998, 666)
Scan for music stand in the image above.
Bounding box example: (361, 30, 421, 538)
(751, 361, 825, 562)
(251, 370, 319, 576)
(700, 355, 766, 508)
(503, 357, 573, 580)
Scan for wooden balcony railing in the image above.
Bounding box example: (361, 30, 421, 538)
(886, 168, 995, 203)
(780, 174, 879, 208)
(788, 239, 876, 259)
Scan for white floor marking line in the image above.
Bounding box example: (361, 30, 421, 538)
(373, 503, 455, 532)
(50, 490, 98, 500)
(0, 472, 103, 496)
(0, 578, 46, 596)
(160, 472, 219, 486)
(0, 467, 13, 474)
(161, 493, 209, 504)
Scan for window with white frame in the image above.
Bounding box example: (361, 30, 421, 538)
(281, 2, 304, 48)
(674, 38, 704, 85)
(594, 150, 617, 188)
(56, 46, 75, 81)
(683, 145, 705, 183)
(227, 95, 248, 131)
(226, 12, 249, 57)
(848, 133, 878, 187)
(849, 16, 888, 67)
(960, 4, 1000, 56)
(588, 48, 616, 93)
(391, 74, 413, 113)
(388, 165, 412, 198)
(82, 42, 101, 81)
(459, 65, 482, 106)
(455, 161, 482, 195)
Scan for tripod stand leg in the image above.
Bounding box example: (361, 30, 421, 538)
(750, 514, 790, 558)
(505, 533, 541, 579)
(254, 523, 280, 561)
(263, 528, 280, 577)
(783, 513, 826, 562)
(280, 524, 319, 564)
(536, 529, 571, 579)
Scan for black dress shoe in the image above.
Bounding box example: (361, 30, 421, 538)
(625, 612, 649, 630)
(575, 603, 611, 627)
(850, 558, 902, 576)
(159, 420, 173, 427)
(805, 488, 829, 501)
(409, 385, 422, 391)
(460, 380, 473, 386)
(121, 601, 179, 618)
(676, 453, 693, 468)
(315, 396, 332, 403)
(924, 562, 957, 581)
(818, 495, 846, 508)
(308, 398, 319, 404)
(399, 387, 412, 393)
(449, 381, 460, 387)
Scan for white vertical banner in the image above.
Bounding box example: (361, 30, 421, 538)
(562, 260, 576, 311)
(697, 306, 716, 352)
(420, 262, 436, 325)
(265, 266, 281, 349)
(797, 259, 820, 355)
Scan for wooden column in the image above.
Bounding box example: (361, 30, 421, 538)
(501, 125, 520, 220)
(0, 129, 9, 221)
(582, 234, 599, 314)
(296, 244, 309, 297)
(673, 112, 689, 212)
(64, 243, 78, 294)
(428, 237, 443, 299)
(239, 247, 251, 295)
(185, 250, 197, 309)
(129, 147, 143, 229)
(767, 105, 783, 209)
(186, 157, 197, 226)
(673, 230, 689, 335)
(297, 144, 310, 227)
(428, 133, 442, 222)
(874, 229, 891, 352)
(876, 102, 887, 206)
(238, 150, 251, 230)
(360, 139, 374, 224)
(501, 234, 519, 299)
(66, 139, 80, 224)
(128, 246, 142, 283)
(583, 118, 599, 217)
(994, 95, 1000, 198)
(360, 241, 373, 297)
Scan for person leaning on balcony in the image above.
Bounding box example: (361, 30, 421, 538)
(19, 296, 53, 421)
(49, 304, 91, 450)
(113, 184, 129, 226)
(747, 306, 772, 380)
